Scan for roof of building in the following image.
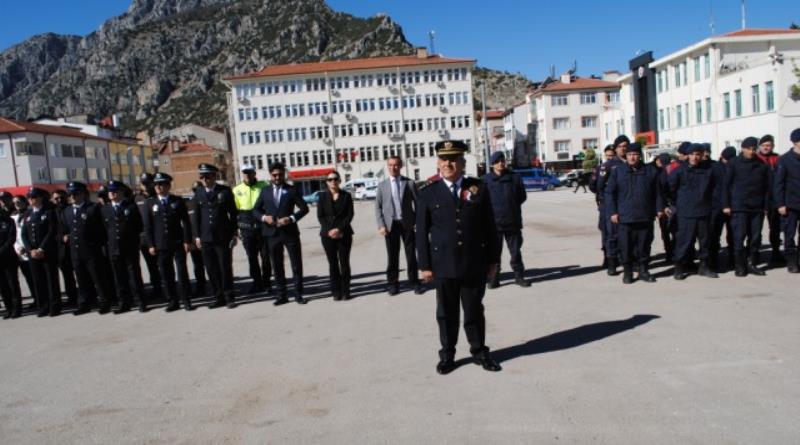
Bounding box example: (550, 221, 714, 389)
(484, 110, 505, 120)
(0, 117, 109, 140)
(721, 28, 800, 38)
(539, 77, 619, 93)
(224, 54, 476, 81)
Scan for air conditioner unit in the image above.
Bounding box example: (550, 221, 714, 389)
(345, 113, 355, 121)
(439, 105, 448, 112)
(408, 158, 418, 165)
(321, 114, 332, 122)
(323, 137, 332, 144)
(388, 85, 399, 94)
(331, 89, 340, 96)
(237, 97, 249, 105)
(437, 129, 448, 137)
(437, 81, 446, 88)
(403, 84, 414, 92)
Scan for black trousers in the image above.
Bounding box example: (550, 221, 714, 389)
(674, 216, 710, 263)
(157, 248, 191, 304)
(0, 262, 21, 315)
(18, 260, 34, 303)
(321, 235, 352, 296)
(140, 245, 162, 298)
(657, 216, 672, 259)
(731, 212, 764, 256)
(74, 254, 114, 308)
(385, 221, 418, 284)
(602, 205, 619, 259)
(435, 278, 489, 361)
(264, 233, 303, 297)
(618, 221, 654, 265)
(596, 205, 606, 254)
(766, 208, 782, 250)
(710, 209, 733, 258)
(189, 248, 207, 294)
(201, 242, 234, 302)
(111, 252, 146, 307)
(242, 230, 271, 288)
(495, 229, 525, 275)
(29, 256, 60, 313)
(782, 209, 800, 254)
(57, 248, 78, 305)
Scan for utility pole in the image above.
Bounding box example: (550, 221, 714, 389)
(481, 81, 490, 175)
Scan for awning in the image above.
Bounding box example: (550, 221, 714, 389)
(288, 168, 335, 180)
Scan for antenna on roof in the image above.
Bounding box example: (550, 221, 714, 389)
(549, 65, 555, 79)
(709, 0, 715, 35)
(428, 30, 436, 55)
(740, 0, 746, 29)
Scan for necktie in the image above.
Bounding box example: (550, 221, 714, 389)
(161, 198, 167, 207)
(274, 186, 280, 205)
(451, 182, 458, 203)
(392, 179, 402, 220)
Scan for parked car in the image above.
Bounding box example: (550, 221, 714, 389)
(516, 168, 562, 191)
(343, 178, 378, 195)
(303, 191, 322, 205)
(557, 169, 585, 187)
(355, 184, 378, 200)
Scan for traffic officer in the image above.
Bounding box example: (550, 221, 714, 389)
(141, 173, 194, 311)
(102, 180, 147, 313)
(709, 146, 736, 272)
(668, 144, 717, 279)
(605, 142, 665, 284)
(21, 187, 61, 316)
(252, 162, 310, 305)
(595, 135, 629, 275)
(774, 128, 800, 273)
(63, 182, 115, 315)
(723, 137, 771, 277)
(589, 144, 616, 265)
(135, 173, 163, 303)
(50, 189, 79, 307)
(416, 140, 501, 375)
(756, 134, 783, 266)
(192, 163, 238, 309)
(483, 150, 529, 288)
(0, 206, 22, 319)
(233, 164, 271, 294)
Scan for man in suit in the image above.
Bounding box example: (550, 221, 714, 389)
(102, 180, 147, 313)
(252, 162, 310, 305)
(374, 155, 422, 295)
(416, 140, 502, 375)
(192, 163, 239, 309)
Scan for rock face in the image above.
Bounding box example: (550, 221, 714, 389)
(0, 0, 533, 131)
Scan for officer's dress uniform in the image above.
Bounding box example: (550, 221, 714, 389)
(774, 147, 800, 272)
(142, 192, 193, 310)
(723, 153, 771, 274)
(102, 197, 147, 311)
(135, 192, 163, 300)
(63, 200, 115, 312)
(185, 196, 208, 297)
(53, 201, 79, 307)
(596, 156, 625, 272)
(416, 173, 500, 365)
(21, 201, 61, 315)
(668, 156, 716, 276)
(0, 214, 22, 318)
(233, 179, 271, 293)
(192, 182, 238, 307)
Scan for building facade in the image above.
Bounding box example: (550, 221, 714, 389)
(224, 50, 478, 191)
(158, 141, 234, 196)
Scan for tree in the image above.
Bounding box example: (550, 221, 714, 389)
(790, 22, 799, 29)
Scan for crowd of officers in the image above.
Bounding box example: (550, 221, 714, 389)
(591, 128, 800, 284)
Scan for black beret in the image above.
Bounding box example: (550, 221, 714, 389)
(626, 142, 642, 154)
(26, 187, 47, 199)
(791, 128, 800, 143)
(701, 143, 711, 153)
(490, 151, 505, 164)
(657, 153, 672, 165)
(435, 140, 468, 156)
(721, 146, 737, 160)
(613, 135, 630, 148)
(66, 182, 88, 194)
(153, 172, 173, 183)
(759, 134, 774, 145)
(689, 143, 705, 154)
(677, 142, 692, 155)
(741, 137, 759, 149)
(198, 163, 219, 174)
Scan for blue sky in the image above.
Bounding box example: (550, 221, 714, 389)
(1, 0, 796, 80)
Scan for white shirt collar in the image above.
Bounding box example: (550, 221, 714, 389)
(441, 176, 463, 190)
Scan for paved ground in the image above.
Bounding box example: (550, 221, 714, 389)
(1, 188, 799, 444)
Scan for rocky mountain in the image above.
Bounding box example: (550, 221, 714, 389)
(472, 67, 538, 111)
(0, 0, 533, 132)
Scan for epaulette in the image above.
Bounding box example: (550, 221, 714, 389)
(420, 174, 441, 190)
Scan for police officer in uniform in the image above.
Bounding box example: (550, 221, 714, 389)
(756, 134, 783, 266)
(63, 182, 115, 315)
(51, 189, 79, 307)
(709, 146, 737, 272)
(605, 143, 665, 284)
(192, 163, 238, 309)
(102, 180, 147, 313)
(233, 164, 271, 294)
(135, 173, 163, 302)
(416, 140, 501, 375)
(589, 144, 616, 264)
(595, 135, 629, 275)
(141, 173, 194, 311)
(187, 181, 208, 299)
(21, 187, 61, 316)
(774, 128, 800, 273)
(723, 137, 771, 277)
(653, 153, 673, 261)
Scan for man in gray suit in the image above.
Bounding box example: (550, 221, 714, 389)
(375, 156, 423, 295)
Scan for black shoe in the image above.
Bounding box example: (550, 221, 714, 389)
(273, 296, 289, 306)
(606, 257, 619, 276)
(387, 284, 399, 296)
(787, 253, 799, 273)
(138, 305, 149, 313)
(673, 263, 688, 280)
(97, 305, 112, 315)
(747, 258, 766, 276)
(295, 295, 307, 305)
(208, 299, 226, 309)
(113, 304, 132, 314)
(413, 283, 425, 295)
(247, 284, 265, 294)
(474, 355, 502, 372)
(698, 261, 718, 278)
(769, 249, 786, 267)
(49, 308, 61, 317)
(601, 256, 608, 268)
(226, 301, 238, 309)
(183, 300, 195, 311)
(514, 275, 531, 287)
(436, 359, 456, 375)
(37, 310, 49, 317)
(2, 313, 10, 320)
(343, 291, 352, 301)
(638, 264, 656, 283)
(165, 302, 180, 312)
(332, 293, 342, 301)
(73, 305, 91, 316)
(734, 255, 748, 277)
(622, 265, 634, 284)
(487, 277, 500, 289)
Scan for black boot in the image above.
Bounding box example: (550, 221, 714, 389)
(622, 264, 634, 284)
(787, 253, 799, 273)
(673, 262, 688, 280)
(514, 273, 531, 287)
(734, 254, 747, 277)
(601, 256, 608, 268)
(183, 298, 195, 311)
(487, 276, 500, 289)
(165, 298, 180, 312)
(708, 252, 719, 273)
(769, 248, 786, 267)
(638, 263, 656, 283)
(226, 294, 237, 309)
(747, 255, 766, 276)
(698, 260, 718, 278)
(606, 257, 619, 276)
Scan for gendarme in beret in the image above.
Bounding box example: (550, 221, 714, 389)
(790, 128, 800, 143)
(153, 172, 173, 183)
(689, 143, 705, 154)
(198, 163, 219, 174)
(721, 146, 737, 160)
(613, 135, 630, 148)
(677, 141, 692, 155)
(26, 187, 47, 199)
(741, 137, 759, 149)
(626, 142, 642, 155)
(435, 140, 467, 157)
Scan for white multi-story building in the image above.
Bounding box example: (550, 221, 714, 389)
(599, 73, 636, 149)
(501, 101, 538, 167)
(223, 49, 477, 190)
(528, 73, 620, 170)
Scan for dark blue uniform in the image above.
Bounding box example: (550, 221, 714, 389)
(709, 160, 733, 270)
(668, 160, 715, 266)
(774, 149, 800, 271)
(63, 201, 115, 312)
(53, 202, 79, 307)
(102, 199, 147, 311)
(484, 169, 527, 283)
(191, 184, 238, 306)
(723, 155, 770, 267)
(416, 176, 500, 362)
(596, 157, 625, 267)
(135, 192, 163, 301)
(21, 204, 61, 315)
(0, 214, 22, 318)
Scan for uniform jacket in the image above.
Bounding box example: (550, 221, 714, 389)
(605, 162, 665, 224)
(21, 204, 58, 256)
(668, 161, 715, 218)
(0, 214, 18, 264)
(141, 194, 192, 250)
(415, 176, 500, 282)
(61, 201, 107, 260)
(484, 169, 527, 231)
(593, 157, 624, 205)
(774, 149, 800, 211)
(191, 184, 238, 244)
(317, 190, 354, 237)
(374, 175, 417, 232)
(54, 203, 71, 262)
(710, 161, 728, 210)
(252, 183, 309, 238)
(757, 152, 779, 208)
(101, 199, 143, 257)
(722, 155, 771, 213)
(134, 193, 153, 247)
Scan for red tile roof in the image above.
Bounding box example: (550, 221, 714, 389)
(225, 54, 476, 80)
(0, 117, 108, 140)
(721, 28, 800, 38)
(540, 77, 619, 93)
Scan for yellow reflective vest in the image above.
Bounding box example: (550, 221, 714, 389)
(233, 180, 267, 211)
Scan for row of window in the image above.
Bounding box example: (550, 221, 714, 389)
(551, 91, 618, 107)
(551, 139, 599, 153)
(234, 68, 470, 98)
(552, 116, 598, 130)
(656, 53, 712, 93)
(657, 81, 775, 130)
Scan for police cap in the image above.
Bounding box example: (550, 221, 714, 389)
(153, 172, 173, 184)
(435, 140, 467, 157)
(198, 163, 219, 174)
(26, 187, 48, 199)
(66, 181, 88, 194)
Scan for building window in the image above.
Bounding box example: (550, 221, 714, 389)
(705, 97, 712, 123)
(704, 53, 711, 79)
(551, 95, 568, 106)
(751, 85, 760, 114)
(582, 139, 598, 150)
(656, 71, 663, 93)
(695, 100, 702, 124)
(579, 92, 596, 104)
(607, 91, 620, 103)
(674, 64, 681, 87)
(52, 167, 68, 181)
(693, 56, 701, 82)
(0, 142, 4, 158)
(553, 118, 569, 129)
(676, 105, 683, 127)
(658, 109, 664, 131)
(723, 93, 731, 119)
(581, 116, 597, 127)
(734, 89, 742, 117)
(766, 81, 775, 111)
(554, 140, 570, 152)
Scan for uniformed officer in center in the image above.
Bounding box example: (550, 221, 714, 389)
(415, 140, 502, 375)
(596, 135, 629, 275)
(192, 163, 239, 309)
(233, 164, 272, 295)
(20, 187, 61, 317)
(135, 173, 164, 303)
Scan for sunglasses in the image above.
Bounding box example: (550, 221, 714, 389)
(326, 177, 340, 182)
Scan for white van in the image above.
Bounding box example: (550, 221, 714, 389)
(343, 178, 379, 199)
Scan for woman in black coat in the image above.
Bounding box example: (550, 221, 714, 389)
(316, 171, 354, 300)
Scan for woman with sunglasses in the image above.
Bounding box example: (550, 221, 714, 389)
(317, 171, 354, 300)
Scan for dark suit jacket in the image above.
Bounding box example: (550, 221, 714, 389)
(252, 183, 309, 237)
(316, 190, 354, 237)
(141, 194, 192, 250)
(62, 201, 107, 260)
(191, 184, 238, 244)
(101, 200, 143, 257)
(21, 204, 58, 257)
